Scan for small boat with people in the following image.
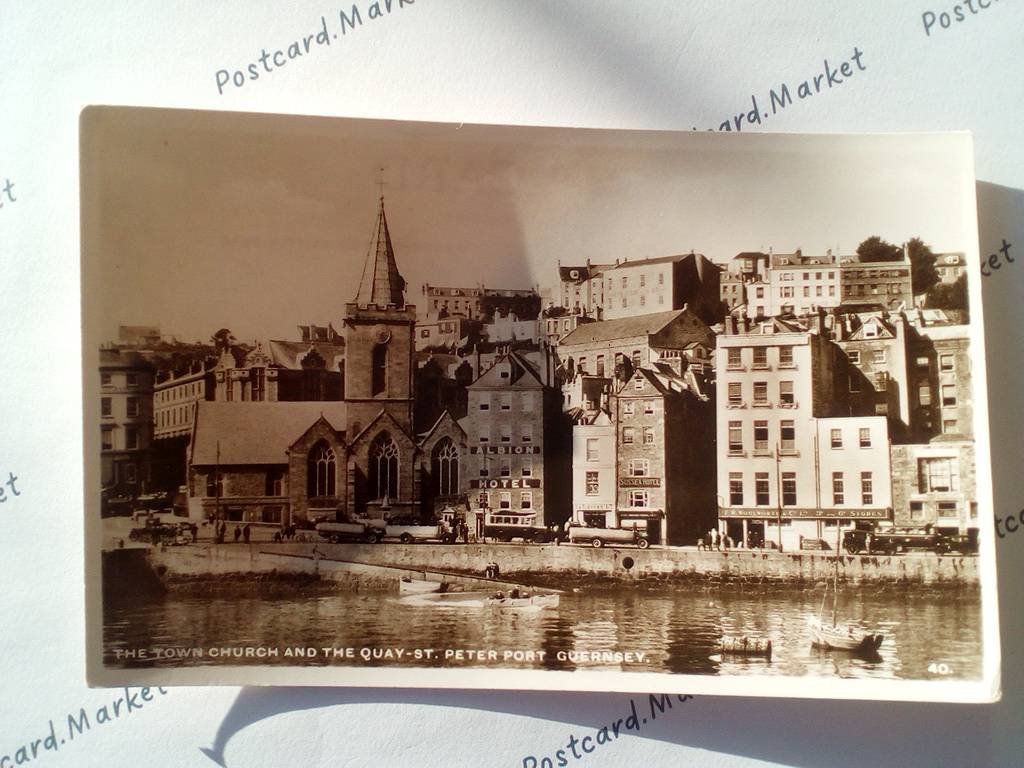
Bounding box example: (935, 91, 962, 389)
(398, 577, 442, 594)
(719, 636, 773, 660)
(486, 589, 559, 610)
(400, 591, 488, 608)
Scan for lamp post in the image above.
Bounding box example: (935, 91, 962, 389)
(775, 442, 784, 552)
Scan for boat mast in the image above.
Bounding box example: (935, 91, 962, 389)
(832, 521, 841, 627)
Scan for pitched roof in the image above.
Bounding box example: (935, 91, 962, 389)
(566, 407, 612, 425)
(354, 197, 406, 306)
(608, 253, 706, 270)
(191, 401, 347, 465)
(468, 350, 544, 390)
(267, 339, 345, 370)
(559, 308, 714, 348)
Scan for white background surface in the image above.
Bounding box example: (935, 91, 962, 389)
(2, 1, 1023, 766)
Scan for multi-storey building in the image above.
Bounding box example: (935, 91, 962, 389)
(602, 253, 722, 323)
(151, 362, 215, 491)
(890, 318, 977, 537)
(838, 249, 913, 310)
(715, 316, 893, 550)
(720, 271, 747, 311)
(612, 365, 715, 545)
(570, 406, 616, 528)
(765, 251, 841, 317)
(934, 252, 967, 284)
(556, 262, 613, 318)
(459, 351, 570, 529)
(541, 311, 595, 344)
(213, 334, 346, 403)
(833, 311, 912, 440)
(557, 307, 714, 389)
(420, 284, 540, 322)
(484, 312, 542, 345)
(907, 320, 973, 441)
(415, 316, 480, 352)
(720, 252, 768, 313)
(154, 364, 214, 440)
(99, 349, 154, 500)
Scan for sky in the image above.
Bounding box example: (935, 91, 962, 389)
(81, 107, 976, 344)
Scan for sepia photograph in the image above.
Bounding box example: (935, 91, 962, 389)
(81, 107, 999, 701)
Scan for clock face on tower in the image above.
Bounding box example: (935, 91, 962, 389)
(373, 326, 392, 345)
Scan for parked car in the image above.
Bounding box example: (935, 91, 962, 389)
(315, 521, 379, 544)
(843, 525, 951, 555)
(567, 525, 649, 549)
(128, 514, 197, 545)
(383, 516, 454, 544)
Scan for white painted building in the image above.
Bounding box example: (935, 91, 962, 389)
(716, 317, 893, 550)
(570, 411, 616, 527)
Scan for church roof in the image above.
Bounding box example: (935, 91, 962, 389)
(190, 401, 347, 465)
(354, 196, 406, 307)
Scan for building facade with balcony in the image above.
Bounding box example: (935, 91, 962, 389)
(715, 316, 894, 550)
(765, 251, 841, 317)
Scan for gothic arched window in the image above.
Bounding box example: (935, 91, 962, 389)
(369, 433, 400, 501)
(308, 441, 336, 497)
(432, 438, 459, 497)
(371, 343, 388, 395)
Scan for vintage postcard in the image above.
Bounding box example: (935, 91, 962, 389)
(82, 107, 1000, 701)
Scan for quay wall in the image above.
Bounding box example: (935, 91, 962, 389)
(144, 541, 979, 586)
(142, 544, 547, 593)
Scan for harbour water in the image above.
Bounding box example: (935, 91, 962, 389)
(104, 585, 983, 680)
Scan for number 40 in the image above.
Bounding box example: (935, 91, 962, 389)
(928, 662, 953, 675)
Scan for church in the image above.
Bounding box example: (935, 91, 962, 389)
(187, 195, 468, 527)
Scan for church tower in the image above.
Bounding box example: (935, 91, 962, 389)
(342, 194, 416, 438)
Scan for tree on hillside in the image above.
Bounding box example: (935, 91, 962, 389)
(906, 237, 940, 296)
(927, 273, 969, 317)
(211, 328, 236, 354)
(856, 236, 901, 263)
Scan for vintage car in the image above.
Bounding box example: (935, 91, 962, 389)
(315, 521, 380, 544)
(128, 514, 197, 545)
(382, 516, 454, 544)
(567, 525, 649, 549)
(843, 525, 952, 555)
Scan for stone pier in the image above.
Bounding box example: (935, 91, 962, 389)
(141, 541, 980, 587)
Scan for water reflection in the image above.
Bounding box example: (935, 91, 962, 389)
(104, 587, 982, 680)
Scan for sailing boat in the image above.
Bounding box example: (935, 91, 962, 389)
(809, 525, 884, 653)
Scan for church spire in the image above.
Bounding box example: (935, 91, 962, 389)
(354, 185, 406, 307)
